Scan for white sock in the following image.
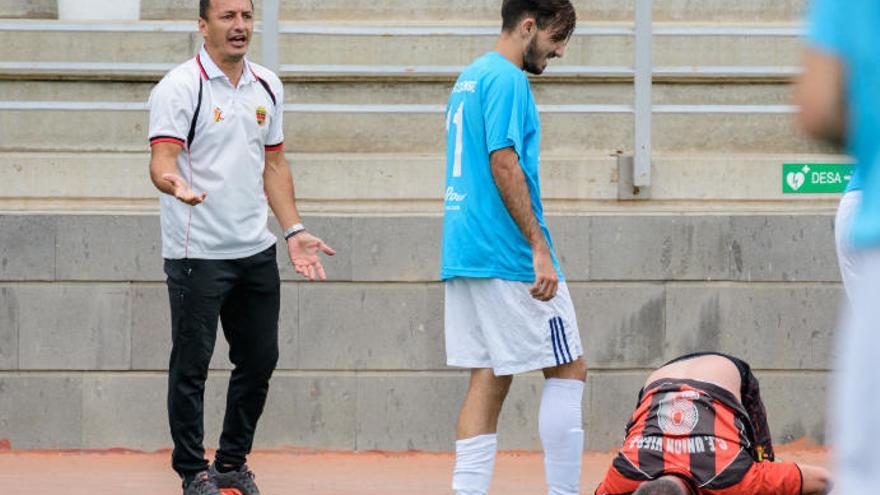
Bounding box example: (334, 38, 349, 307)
(539, 378, 585, 495)
(453, 434, 497, 495)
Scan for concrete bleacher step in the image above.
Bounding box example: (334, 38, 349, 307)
(0, 105, 831, 154)
(0, 210, 843, 291)
(0, 80, 156, 102)
(0, 152, 849, 210)
(0, 62, 799, 84)
(0, 21, 802, 68)
(0, 63, 809, 154)
(0, 365, 833, 451)
(0, 4, 835, 456)
(141, 0, 808, 23)
(0, 23, 199, 64)
(0, 0, 55, 19)
(0, 79, 796, 106)
(0, 0, 809, 23)
(0, 369, 830, 451)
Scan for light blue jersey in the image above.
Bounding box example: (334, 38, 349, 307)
(807, 0, 880, 245)
(440, 51, 562, 281)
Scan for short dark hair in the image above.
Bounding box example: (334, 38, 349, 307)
(501, 0, 577, 42)
(199, 0, 255, 20)
(633, 478, 688, 495)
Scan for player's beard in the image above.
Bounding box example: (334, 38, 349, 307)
(522, 37, 549, 75)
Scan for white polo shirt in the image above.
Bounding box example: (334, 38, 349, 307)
(148, 46, 284, 260)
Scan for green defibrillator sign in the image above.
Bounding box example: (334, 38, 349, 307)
(782, 163, 855, 194)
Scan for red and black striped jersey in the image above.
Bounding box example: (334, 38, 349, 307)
(602, 378, 758, 491)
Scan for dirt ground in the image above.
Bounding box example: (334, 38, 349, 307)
(0, 441, 829, 494)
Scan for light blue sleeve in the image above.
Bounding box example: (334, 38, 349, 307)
(482, 69, 527, 157)
(806, 0, 847, 55)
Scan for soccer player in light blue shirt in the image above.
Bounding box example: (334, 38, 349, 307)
(798, 1, 880, 493)
(440, 2, 587, 495)
(799, 0, 873, 297)
(441, 51, 561, 283)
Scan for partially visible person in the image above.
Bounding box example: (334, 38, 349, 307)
(441, 1, 587, 495)
(794, 0, 860, 299)
(833, 189, 861, 298)
(796, 2, 880, 494)
(594, 353, 831, 495)
(148, 1, 334, 494)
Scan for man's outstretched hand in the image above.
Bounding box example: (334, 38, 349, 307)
(163, 173, 206, 206)
(287, 232, 336, 281)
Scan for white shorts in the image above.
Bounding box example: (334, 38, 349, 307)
(444, 278, 584, 376)
(835, 249, 880, 495)
(836, 190, 863, 298)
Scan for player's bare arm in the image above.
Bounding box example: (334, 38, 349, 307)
(799, 465, 833, 495)
(263, 148, 336, 281)
(149, 141, 206, 205)
(795, 48, 846, 147)
(489, 146, 557, 301)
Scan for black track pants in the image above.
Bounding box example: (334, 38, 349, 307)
(164, 246, 280, 478)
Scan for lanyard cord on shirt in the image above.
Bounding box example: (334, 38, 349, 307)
(187, 58, 277, 150)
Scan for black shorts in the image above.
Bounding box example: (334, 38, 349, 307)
(662, 352, 775, 462)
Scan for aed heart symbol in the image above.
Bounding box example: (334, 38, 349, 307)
(787, 172, 805, 191)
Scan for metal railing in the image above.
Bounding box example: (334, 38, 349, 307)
(633, 0, 652, 187)
(0, 0, 805, 192)
(261, 0, 280, 72)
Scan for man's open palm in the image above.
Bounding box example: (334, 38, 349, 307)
(163, 173, 206, 206)
(287, 232, 336, 281)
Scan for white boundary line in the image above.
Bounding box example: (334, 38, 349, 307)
(0, 101, 797, 114)
(279, 25, 632, 36)
(0, 21, 200, 32)
(0, 22, 803, 37)
(0, 61, 177, 72)
(653, 25, 804, 37)
(280, 64, 467, 75)
(653, 65, 802, 77)
(280, 64, 637, 77)
(654, 104, 798, 114)
(0, 21, 628, 36)
(0, 101, 149, 111)
(0, 62, 799, 78)
(0, 61, 635, 77)
(286, 103, 444, 113)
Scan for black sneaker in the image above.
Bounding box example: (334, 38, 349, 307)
(209, 464, 261, 495)
(183, 471, 222, 495)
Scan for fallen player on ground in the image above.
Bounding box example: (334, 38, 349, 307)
(594, 353, 831, 495)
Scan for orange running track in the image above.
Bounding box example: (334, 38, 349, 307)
(0, 442, 828, 494)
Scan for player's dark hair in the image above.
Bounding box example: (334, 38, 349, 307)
(633, 478, 689, 495)
(501, 0, 577, 42)
(200, 0, 255, 20)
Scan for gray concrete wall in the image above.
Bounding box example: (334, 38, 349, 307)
(140, 0, 807, 23)
(0, 28, 801, 68)
(0, 0, 56, 19)
(0, 1, 836, 454)
(0, 214, 840, 451)
(0, 110, 831, 155)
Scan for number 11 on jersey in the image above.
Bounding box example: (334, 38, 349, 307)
(446, 102, 464, 177)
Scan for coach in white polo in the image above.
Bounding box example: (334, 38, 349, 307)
(147, 1, 335, 494)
